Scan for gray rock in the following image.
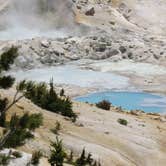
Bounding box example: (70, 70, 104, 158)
(119, 46, 127, 54)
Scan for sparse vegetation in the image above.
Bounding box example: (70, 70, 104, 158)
(118, 118, 128, 126)
(48, 137, 101, 166)
(51, 121, 61, 135)
(31, 150, 43, 165)
(0, 154, 11, 166)
(12, 151, 22, 158)
(48, 137, 66, 166)
(19, 113, 43, 131)
(60, 89, 65, 97)
(96, 100, 111, 110)
(75, 149, 98, 166)
(0, 113, 43, 149)
(66, 150, 74, 164)
(18, 80, 77, 121)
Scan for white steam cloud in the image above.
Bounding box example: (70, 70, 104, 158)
(0, 0, 85, 40)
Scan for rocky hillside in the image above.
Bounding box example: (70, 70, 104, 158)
(0, 0, 166, 68)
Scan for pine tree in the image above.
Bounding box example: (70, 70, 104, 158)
(75, 148, 87, 166)
(48, 137, 66, 166)
(60, 89, 65, 97)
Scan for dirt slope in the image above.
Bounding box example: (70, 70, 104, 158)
(1, 88, 166, 166)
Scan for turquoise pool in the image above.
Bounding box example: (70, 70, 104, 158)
(75, 91, 166, 113)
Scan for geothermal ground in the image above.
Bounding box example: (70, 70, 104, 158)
(0, 0, 166, 166)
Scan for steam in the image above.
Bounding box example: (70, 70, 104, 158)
(0, 0, 84, 40)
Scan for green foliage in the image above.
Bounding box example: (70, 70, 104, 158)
(31, 151, 43, 165)
(0, 98, 8, 127)
(9, 113, 19, 129)
(0, 47, 18, 128)
(66, 150, 74, 164)
(75, 149, 100, 166)
(1, 112, 43, 148)
(0, 46, 18, 71)
(60, 89, 65, 97)
(0, 154, 11, 165)
(3, 128, 33, 148)
(12, 151, 22, 158)
(19, 113, 43, 131)
(96, 100, 111, 110)
(48, 137, 66, 166)
(75, 149, 87, 166)
(47, 140, 101, 166)
(51, 121, 61, 135)
(18, 80, 77, 121)
(0, 76, 15, 89)
(118, 118, 128, 126)
(86, 153, 94, 165)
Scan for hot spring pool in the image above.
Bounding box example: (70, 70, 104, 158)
(75, 91, 166, 113)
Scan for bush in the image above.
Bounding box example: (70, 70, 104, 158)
(66, 150, 74, 164)
(75, 149, 98, 166)
(31, 151, 42, 165)
(0, 154, 11, 166)
(60, 89, 65, 97)
(118, 119, 128, 126)
(96, 100, 111, 110)
(75, 149, 87, 166)
(51, 121, 61, 135)
(12, 151, 22, 158)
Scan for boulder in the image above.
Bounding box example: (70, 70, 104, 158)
(85, 7, 95, 16)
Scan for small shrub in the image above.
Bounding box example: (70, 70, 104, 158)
(60, 89, 65, 97)
(48, 137, 66, 166)
(96, 100, 111, 110)
(31, 151, 42, 165)
(118, 119, 128, 126)
(51, 121, 61, 135)
(0, 154, 11, 165)
(12, 151, 22, 158)
(75, 149, 97, 166)
(66, 150, 74, 164)
(75, 149, 87, 166)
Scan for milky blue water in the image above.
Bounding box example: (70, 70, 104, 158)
(75, 91, 166, 113)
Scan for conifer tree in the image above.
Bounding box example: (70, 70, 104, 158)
(48, 137, 66, 166)
(75, 148, 87, 166)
